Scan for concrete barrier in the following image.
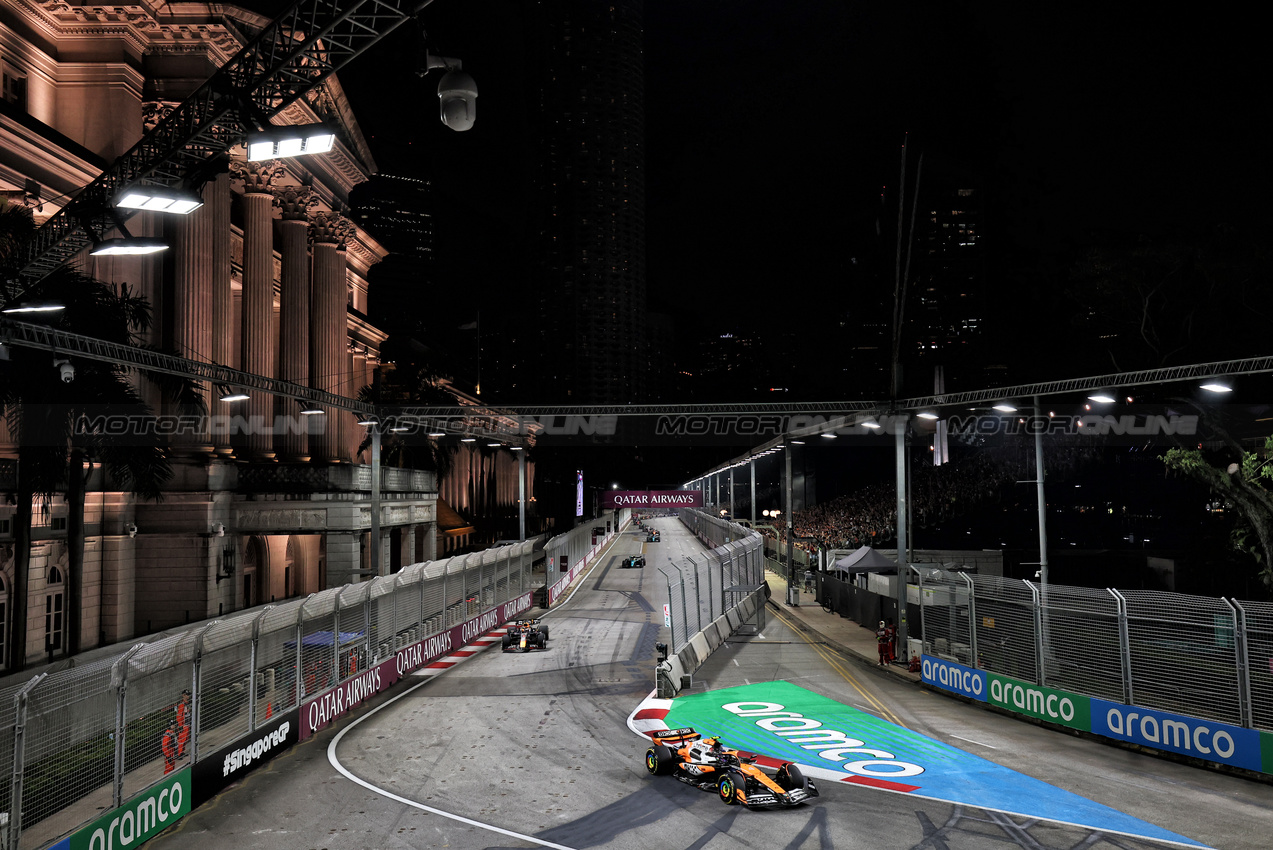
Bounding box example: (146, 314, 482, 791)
(656, 587, 766, 699)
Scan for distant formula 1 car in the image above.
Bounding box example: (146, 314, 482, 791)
(647, 531, 660, 542)
(622, 554, 646, 568)
(644, 727, 817, 808)
(502, 619, 549, 652)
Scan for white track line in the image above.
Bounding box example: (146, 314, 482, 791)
(323, 529, 629, 850)
(327, 650, 578, 850)
(948, 734, 997, 750)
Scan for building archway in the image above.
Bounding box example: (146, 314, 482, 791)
(242, 537, 264, 608)
(284, 535, 302, 598)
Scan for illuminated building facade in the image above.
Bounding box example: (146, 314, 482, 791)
(0, 2, 441, 671)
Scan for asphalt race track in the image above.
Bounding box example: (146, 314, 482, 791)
(146, 517, 1273, 850)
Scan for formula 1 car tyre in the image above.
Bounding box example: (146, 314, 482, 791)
(776, 763, 808, 792)
(537, 625, 549, 641)
(718, 771, 745, 806)
(645, 745, 675, 776)
(502, 634, 513, 650)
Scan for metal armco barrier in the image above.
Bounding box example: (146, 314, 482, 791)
(542, 509, 631, 607)
(0, 541, 535, 850)
(916, 568, 1273, 736)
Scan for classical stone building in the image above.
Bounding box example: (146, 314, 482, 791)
(0, 2, 478, 670)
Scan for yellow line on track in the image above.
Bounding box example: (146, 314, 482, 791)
(768, 605, 908, 729)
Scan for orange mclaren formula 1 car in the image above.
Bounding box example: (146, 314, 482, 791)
(644, 728, 818, 808)
(502, 619, 549, 652)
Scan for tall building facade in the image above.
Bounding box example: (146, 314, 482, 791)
(0, 2, 443, 671)
(523, 0, 647, 404)
(907, 178, 989, 392)
(351, 173, 435, 340)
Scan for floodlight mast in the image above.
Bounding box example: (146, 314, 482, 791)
(3, 0, 440, 303)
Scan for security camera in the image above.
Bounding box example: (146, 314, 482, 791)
(213, 522, 226, 537)
(126, 522, 138, 539)
(54, 358, 74, 383)
(437, 68, 478, 131)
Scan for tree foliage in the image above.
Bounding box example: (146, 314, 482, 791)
(1066, 224, 1273, 373)
(1161, 435, 1273, 591)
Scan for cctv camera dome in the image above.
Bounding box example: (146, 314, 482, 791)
(438, 69, 478, 131)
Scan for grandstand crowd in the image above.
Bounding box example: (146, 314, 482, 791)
(757, 447, 1097, 554)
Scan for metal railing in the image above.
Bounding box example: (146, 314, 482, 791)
(916, 568, 1273, 734)
(0, 541, 534, 850)
(660, 510, 764, 653)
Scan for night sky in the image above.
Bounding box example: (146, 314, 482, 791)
(332, 2, 1271, 390)
(228, 1, 1273, 520)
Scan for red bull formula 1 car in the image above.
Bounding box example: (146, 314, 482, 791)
(502, 619, 549, 652)
(644, 727, 817, 808)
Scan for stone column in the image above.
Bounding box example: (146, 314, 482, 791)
(347, 345, 365, 461)
(310, 211, 352, 462)
(169, 181, 214, 454)
(276, 183, 313, 461)
(233, 161, 283, 461)
(209, 172, 234, 455)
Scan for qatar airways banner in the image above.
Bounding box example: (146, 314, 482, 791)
(602, 490, 703, 509)
(300, 592, 534, 740)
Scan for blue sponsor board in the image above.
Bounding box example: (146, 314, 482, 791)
(921, 655, 987, 701)
(1091, 698, 1262, 772)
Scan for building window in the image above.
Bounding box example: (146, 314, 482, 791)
(2, 70, 28, 111)
(52, 517, 67, 531)
(45, 567, 65, 654)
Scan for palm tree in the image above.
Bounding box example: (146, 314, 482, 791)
(355, 358, 460, 482)
(1, 204, 202, 670)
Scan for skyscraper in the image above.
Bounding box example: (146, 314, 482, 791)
(521, 0, 647, 404)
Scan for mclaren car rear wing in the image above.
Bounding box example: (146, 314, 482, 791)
(650, 727, 701, 744)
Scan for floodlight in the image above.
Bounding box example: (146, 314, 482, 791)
(89, 237, 167, 256)
(247, 123, 336, 161)
(3, 302, 64, 314)
(113, 184, 203, 215)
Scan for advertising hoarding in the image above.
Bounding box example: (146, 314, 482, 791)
(601, 490, 704, 509)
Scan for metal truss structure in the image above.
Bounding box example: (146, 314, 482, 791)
(6, 317, 1273, 422)
(4, 0, 435, 298)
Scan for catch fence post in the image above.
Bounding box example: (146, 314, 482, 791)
(1229, 599, 1252, 728)
(7, 673, 46, 850)
(1111, 588, 1133, 706)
